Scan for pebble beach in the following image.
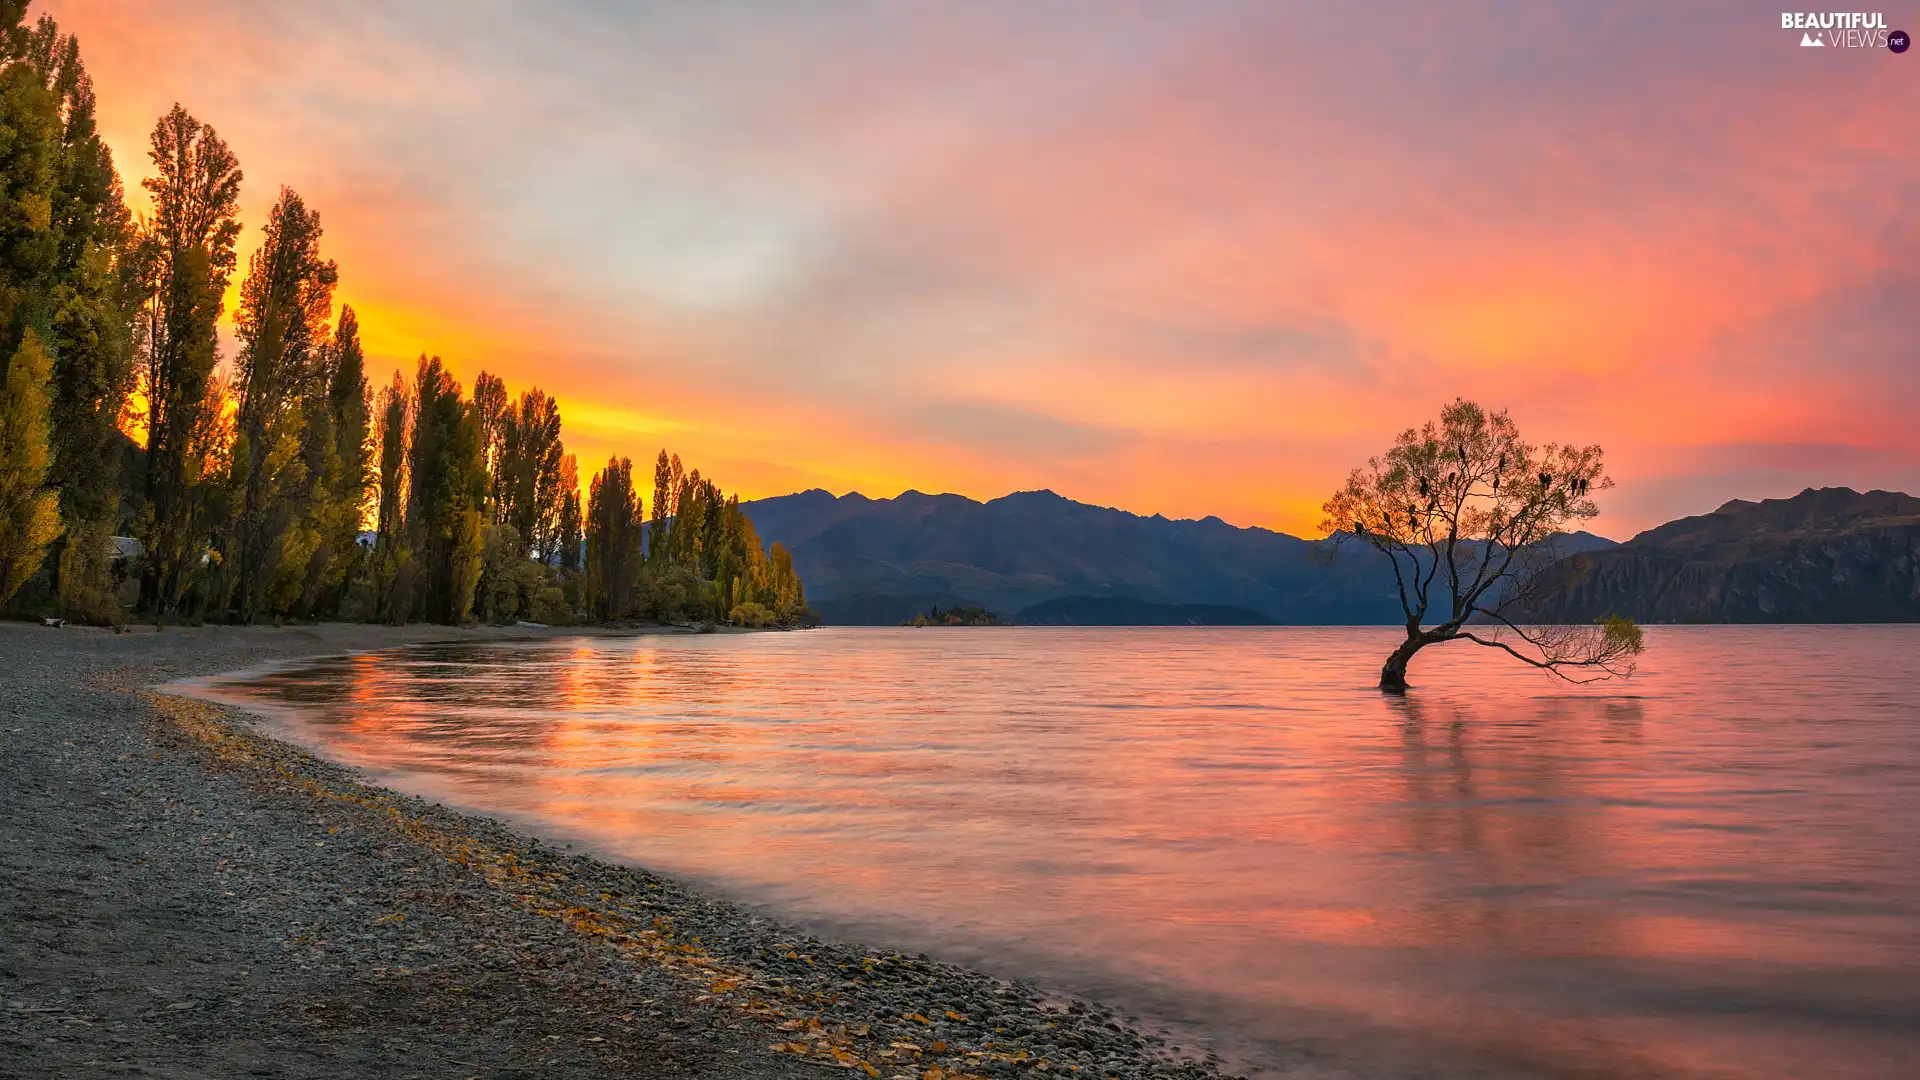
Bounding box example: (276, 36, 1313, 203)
(0, 622, 1238, 1080)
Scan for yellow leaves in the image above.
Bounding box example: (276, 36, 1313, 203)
(372, 912, 405, 924)
(773, 1041, 875, 1071)
(943, 1010, 967, 1022)
(0, 329, 59, 606)
(1598, 613, 1646, 655)
(20, 192, 50, 232)
(904, 1012, 931, 1024)
(562, 906, 613, 937)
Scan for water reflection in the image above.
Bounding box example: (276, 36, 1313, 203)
(187, 626, 1920, 1080)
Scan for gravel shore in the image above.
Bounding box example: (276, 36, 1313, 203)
(1, 622, 1239, 1080)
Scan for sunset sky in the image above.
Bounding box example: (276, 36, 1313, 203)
(44, 1, 1919, 539)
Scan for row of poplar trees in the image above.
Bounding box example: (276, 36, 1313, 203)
(0, 5, 812, 628)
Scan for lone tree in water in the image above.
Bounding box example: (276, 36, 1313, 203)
(1321, 399, 1644, 692)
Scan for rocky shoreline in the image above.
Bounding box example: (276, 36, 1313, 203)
(1, 622, 1239, 1080)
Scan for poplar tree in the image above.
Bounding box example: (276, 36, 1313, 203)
(585, 455, 641, 618)
(370, 369, 411, 622)
(403, 355, 486, 623)
(324, 310, 371, 574)
(292, 305, 369, 615)
(0, 7, 59, 349)
(24, 16, 136, 616)
(133, 105, 242, 614)
(648, 449, 673, 562)
(0, 329, 57, 605)
(228, 187, 336, 621)
(769, 541, 804, 616)
(471, 370, 508, 477)
(0, 9, 62, 607)
(555, 452, 581, 572)
(497, 386, 562, 559)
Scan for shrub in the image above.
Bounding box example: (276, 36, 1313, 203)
(729, 600, 775, 627)
(530, 585, 570, 625)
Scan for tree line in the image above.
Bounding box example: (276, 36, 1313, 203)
(0, 5, 812, 628)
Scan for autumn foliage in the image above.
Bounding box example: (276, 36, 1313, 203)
(0, 2, 808, 627)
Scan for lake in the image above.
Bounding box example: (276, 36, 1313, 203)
(184, 626, 1920, 1080)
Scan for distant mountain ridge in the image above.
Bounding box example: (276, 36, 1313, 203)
(741, 488, 1615, 625)
(742, 485, 1920, 626)
(1516, 487, 1920, 623)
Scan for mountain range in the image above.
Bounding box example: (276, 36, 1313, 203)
(1515, 487, 1920, 623)
(739, 488, 1615, 625)
(741, 485, 1920, 625)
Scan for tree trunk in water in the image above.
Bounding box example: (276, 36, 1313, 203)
(1379, 634, 1427, 692)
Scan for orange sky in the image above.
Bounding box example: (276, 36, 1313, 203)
(44, 1, 1920, 538)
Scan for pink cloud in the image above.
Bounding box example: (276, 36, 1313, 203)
(45, 0, 1920, 538)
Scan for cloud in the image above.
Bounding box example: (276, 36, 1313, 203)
(45, 0, 1920, 536)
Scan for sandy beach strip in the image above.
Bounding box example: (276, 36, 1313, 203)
(0, 622, 1234, 1080)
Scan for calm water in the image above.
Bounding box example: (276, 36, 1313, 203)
(186, 627, 1920, 1080)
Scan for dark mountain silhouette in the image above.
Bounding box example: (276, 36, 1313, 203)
(741, 488, 1616, 625)
(1015, 596, 1276, 626)
(1517, 487, 1920, 623)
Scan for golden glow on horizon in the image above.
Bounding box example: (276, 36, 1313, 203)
(50, 0, 1919, 538)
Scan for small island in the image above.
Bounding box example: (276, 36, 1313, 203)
(901, 604, 1004, 626)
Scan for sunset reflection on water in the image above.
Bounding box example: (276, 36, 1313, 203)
(188, 626, 1920, 1080)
